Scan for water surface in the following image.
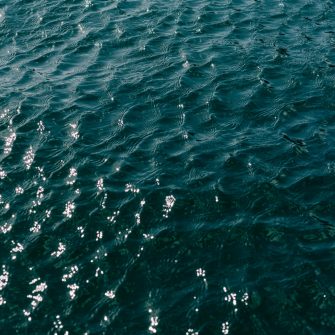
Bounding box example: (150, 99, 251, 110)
(1, 0, 335, 334)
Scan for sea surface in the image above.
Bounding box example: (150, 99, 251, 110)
(1, 0, 335, 334)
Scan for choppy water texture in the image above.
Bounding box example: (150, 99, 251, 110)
(1, 0, 335, 334)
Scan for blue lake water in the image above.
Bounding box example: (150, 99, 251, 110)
(0, 0, 335, 334)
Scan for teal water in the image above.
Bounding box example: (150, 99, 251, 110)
(1, 0, 335, 334)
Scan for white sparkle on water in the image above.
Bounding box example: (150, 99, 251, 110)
(196, 268, 206, 277)
(15, 186, 24, 194)
(222, 287, 249, 311)
(29, 221, 41, 233)
(143, 233, 154, 240)
(224, 292, 237, 306)
(84, 0, 92, 8)
(96, 231, 103, 241)
(117, 118, 124, 128)
(77, 226, 85, 238)
(10, 241, 24, 259)
(101, 193, 107, 208)
(24, 279, 48, 320)
(95, 267, 104, 277)
(222, 322, 230, 334)
(51, 242, 66, 257)
(36, 166, 46, 181)
(107, 211, 119, 224)
(0, 265, 9, 295)
(0, 296, 6, 305)
(23, 146, 35, 170)
(36, 186, 44, 200)
(0, 108, 9, 119)
(69, 167, 77, 177)
(37, 120, 45, 134)
(63, 201, 75, 218)
(4, 128, 16, 154)
(241, 292, 249, 305)
(149, 315, 159, 334)
(125, 183, 140, 193)
(163, 195, 176, 218)
(62, 265, 79, 282)
(32, 281, 47, 293)
(53, 315, 67, 332)
(97, 178, 104, 192)
(0, 222, 12, 234)
(105, 290, 115, 299)
(67, 283, 79, 300)
(183, 60, 190, 68)
(0, 167, 7, 179)
(69, 123, 79, 139)
(67, 167, 77, 185)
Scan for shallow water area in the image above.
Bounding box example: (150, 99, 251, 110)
(1, 0, 335, 334)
